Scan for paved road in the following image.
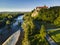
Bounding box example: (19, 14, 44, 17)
(46, 28, 60, 45)
(46, 34, 57, 45)
(1, 15, 59, 45)
(36, 23, 58, 45)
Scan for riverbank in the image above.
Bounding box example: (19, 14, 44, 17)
(0, 15, 23, 45)
(16, 28, 24, 45)
(2, 30, 20, 45)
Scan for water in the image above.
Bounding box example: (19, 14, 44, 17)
(12, 15, 23, 26)
(2, 30, 20, 45)
(0, 15, 23, 44)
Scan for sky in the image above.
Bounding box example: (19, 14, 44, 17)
(0, 0, 60, 12)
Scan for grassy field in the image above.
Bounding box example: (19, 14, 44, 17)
(48, 30, 60, 45)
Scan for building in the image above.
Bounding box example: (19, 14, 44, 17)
(36, 6, 48, 11)
(31, 6, 48, 17)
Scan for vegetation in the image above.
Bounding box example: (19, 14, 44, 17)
(22, 13, 49, 45)
(48, 30, 60, 45)
(40, 25, 46, 40)
(36, 6, 60, 26)
(22, 6, 60, 45)
(22, 22, 49, 45)
(0, 12, 24, 28)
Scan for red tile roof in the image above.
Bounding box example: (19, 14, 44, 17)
(36, 6, 48, 9)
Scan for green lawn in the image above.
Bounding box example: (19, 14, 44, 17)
(48, 30, 60, 45)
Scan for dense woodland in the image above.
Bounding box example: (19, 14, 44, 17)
(22, 6, 60, 45)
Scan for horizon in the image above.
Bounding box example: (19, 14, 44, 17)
(0, 0, 60, 12)
(0, 6, 59, 12)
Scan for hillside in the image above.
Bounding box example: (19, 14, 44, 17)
(21, 6, 60, 45)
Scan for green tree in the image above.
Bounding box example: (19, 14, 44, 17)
(39, 25, 46, 45)
(54, 16, 60, 26)
(40, 25, 46, 39)
(22, 21, 30, 45)
(6, 20, 11, 31)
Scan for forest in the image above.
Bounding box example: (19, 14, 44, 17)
(22, 6, 60, 45)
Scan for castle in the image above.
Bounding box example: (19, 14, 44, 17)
(31, 6, 48, 17)
(36, 6, 48, 11)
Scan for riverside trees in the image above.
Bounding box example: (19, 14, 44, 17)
(22, 6, 60, 45)
(22, 14, 48, 45)
(0, 12, 23, 28)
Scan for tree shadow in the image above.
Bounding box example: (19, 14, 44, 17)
(49, 30, 60, 36)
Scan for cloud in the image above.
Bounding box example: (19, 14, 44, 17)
(0, 8, 32, 12)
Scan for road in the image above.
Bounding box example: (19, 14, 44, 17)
(0, 15, 59, 45)
(46, 34, 57, 45)
(35, 22, 58, 45)
(36, 23, 58, 45)
(46, 28, 60, 45)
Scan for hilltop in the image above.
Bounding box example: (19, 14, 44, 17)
(22, 6, 60, 45)
(31, 6, 48, 17)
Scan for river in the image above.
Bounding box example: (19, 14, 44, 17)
(0, 15, 23, 45)
(1, 15, 58, 45)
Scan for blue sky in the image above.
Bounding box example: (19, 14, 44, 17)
(0, 0, 60, 12)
